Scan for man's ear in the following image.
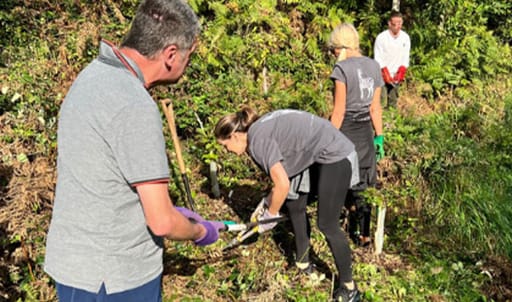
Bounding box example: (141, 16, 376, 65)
(162, 44, 179, 67)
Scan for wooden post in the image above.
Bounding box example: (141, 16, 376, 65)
(210, 161, 221, 198)
(374, 205, 386, 255)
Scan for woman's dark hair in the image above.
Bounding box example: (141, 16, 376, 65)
(214, 106, 259, 140)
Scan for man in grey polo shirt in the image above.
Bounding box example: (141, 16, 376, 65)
(44, 1, 223, 301)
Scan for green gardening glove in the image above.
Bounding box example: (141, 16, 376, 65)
(374, 135, 385, 161)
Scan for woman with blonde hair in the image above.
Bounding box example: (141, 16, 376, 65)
(328, 23, 384, 249)
(215, 107, 361, 302)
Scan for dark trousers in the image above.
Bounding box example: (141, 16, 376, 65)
(286, 159, 353, 283)
(382, 83, 400, 108)
(285, 194, 310, 264)
(316, 159, 353, 283)
(56, 274, 162, 302)
(341, 119, 376, 242)
(347, 189, 372, 238)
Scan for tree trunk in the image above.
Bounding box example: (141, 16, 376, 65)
(392, 0, 400, 11)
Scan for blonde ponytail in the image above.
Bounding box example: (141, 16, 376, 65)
(328, 23, 360, 62)
(337, 48, 347, 62)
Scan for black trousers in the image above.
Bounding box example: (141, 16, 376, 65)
(286, 159, 353, 283)
(382, 83, 400, 108)
(341, 119, 376, 239)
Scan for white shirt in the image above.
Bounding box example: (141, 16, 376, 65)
(374, 29, 410, 76)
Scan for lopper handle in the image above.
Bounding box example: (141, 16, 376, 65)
(221, 216, 288, 232)
(160, 99, 186, 173)
(160, 99, 196, 211)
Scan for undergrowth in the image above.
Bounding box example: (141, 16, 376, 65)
(1, 0, 512, 301)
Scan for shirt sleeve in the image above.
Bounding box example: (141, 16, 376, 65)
(330, 64, 347, 83)
(106, 103, 170, 185)
(373, 34, 383, 67)
(402, 33, 411, 68)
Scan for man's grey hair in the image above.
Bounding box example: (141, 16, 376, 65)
(121, 0, 201, 58)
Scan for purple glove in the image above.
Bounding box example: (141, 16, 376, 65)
(176, 206, 204, 223)
(195, 220, 224, 246)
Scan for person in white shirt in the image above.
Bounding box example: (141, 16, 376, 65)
(374, 11, 410, 108)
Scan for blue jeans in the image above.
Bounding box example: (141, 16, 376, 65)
(56, 274, 162, 302)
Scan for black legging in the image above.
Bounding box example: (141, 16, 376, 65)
(286, 158, 353, 283)
(285, 194, 310, 264)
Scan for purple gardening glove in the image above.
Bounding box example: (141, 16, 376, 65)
(175, 207, 222, 246)
(257, 209, 281, 234)
(176, 206, 204, 223)
(195, 220, 224, 246)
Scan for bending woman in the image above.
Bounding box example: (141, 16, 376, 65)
(215, 108, 361, 302)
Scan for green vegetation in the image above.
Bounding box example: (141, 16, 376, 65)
(1, 0, 511, 301)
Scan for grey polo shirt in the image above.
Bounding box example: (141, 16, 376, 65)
(247, 110, 358, 186)
(44, 41, 169, 294)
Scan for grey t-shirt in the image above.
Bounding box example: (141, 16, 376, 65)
(248, 110, 355, 178)
(44, 41, 169, 294)
(330, 56, 384, 119)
